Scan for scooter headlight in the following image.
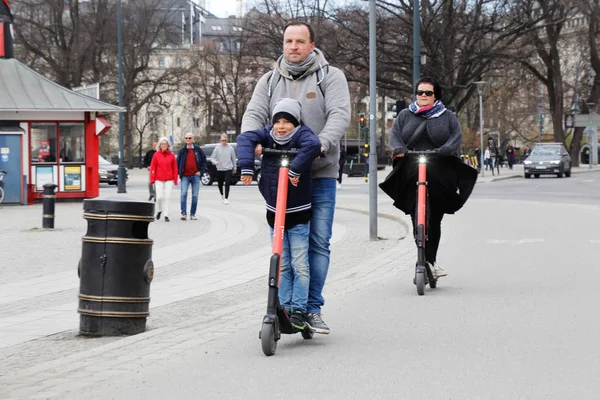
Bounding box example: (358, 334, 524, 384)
(419, 156, 426, 164)
(282, 159, 289, 167)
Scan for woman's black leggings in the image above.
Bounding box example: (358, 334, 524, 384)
(410, 201, 444, 264)
(217, 170, 232, 198)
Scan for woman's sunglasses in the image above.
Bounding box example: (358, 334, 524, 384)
(416, 90, 434, 97)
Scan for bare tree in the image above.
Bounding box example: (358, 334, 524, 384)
(12, 0, 114, 87)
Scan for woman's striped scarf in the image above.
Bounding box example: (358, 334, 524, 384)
(408, 100, 447, 119)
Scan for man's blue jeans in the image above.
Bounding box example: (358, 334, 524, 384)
(270, 223, 311, 313)
(180, 175, 200, 216)
(307, 178, 336, 314)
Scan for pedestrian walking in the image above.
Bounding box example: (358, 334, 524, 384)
(241, 21, 351, 334)
(238, 98, 322, 329)
(506, 144, 515, 170)
(176, 133, 207, 220)
(150, 137, 178, 222)
(144, 140, 157, 201)
(212, 134, 237, 204)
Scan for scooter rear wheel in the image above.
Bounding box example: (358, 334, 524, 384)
(261, 323, 277, 356)
(301, 328, 314, 340)
(429, 277, 437, 289)
(416, 272, 425, 296)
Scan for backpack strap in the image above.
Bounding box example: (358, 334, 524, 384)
(267, 65, 329, 98)
(267, 69, 281, 98)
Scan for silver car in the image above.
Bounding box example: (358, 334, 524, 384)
(523, 143, 571, 178)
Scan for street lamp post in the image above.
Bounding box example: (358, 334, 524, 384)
(586, 102, 597, 169)
(117, 0, 127, 193)
(475, 81, 486, 177)
(413, 0, 420, 94)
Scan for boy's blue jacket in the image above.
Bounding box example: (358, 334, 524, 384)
(237, 125, 321, 215)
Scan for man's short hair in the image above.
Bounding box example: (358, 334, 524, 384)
(284, 21, 315, 44)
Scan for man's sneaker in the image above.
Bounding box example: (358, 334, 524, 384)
(181, 214, 187, 220)
(164, 216, 170, 222)
(190, 215, 197, 220)
(431, 262, 447, 277)
(224, 199, 229, 205)
(290, 311, 307, 331)
(156, 212, 162, 220)
(307, 312, 330, 334)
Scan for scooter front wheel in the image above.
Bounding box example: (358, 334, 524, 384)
(260, 323, 277, 356)
(416, 272, 426, 296)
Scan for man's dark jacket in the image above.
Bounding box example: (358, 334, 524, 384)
(144, 149, 156, 167)
(379, 154, 477, 215)
(176, 145, 207, 177)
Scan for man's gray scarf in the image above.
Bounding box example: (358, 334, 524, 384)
(270, 126, 300, 146)
(281, 52, 316, 76)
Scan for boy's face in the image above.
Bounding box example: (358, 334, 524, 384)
(273, 118, 295, 136)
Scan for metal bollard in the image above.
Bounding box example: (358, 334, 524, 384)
(42, 183, 57, 229)
(78, 196, 155, 336)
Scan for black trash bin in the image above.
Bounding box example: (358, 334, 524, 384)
(78, 196, 155, 336)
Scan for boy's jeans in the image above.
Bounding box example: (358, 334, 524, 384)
(307, 178, 336, 314)
(270, 223, 310, 313)
(180, 175, 200, 216)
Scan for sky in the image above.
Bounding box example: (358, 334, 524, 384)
(206, 0, 240, 18)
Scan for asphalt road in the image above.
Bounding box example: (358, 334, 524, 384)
(63, 172, 600, 399)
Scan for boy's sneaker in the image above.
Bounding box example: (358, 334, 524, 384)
(307, 312, 330, 334)
(223, 199, 229, 205)
(290, 311, 307, 331)
(431, 262, 447, 277)
(181, 214, 187, 220)
(190, 215, 197, 220)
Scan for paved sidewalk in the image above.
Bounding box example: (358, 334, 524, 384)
(1, 161, 596, 399)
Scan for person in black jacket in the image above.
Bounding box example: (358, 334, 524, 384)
(237, 98, 321, 332)
(380, 76, 477, 278)
(144, 140, 157, 201)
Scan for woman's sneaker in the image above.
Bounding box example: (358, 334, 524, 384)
(290, 311, 307, 331)
(307, 312, 330, 334)
(431, 262, 447, 277)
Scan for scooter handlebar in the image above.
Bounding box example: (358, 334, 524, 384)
(405, 150, 438, 155)
(262, 148, 300, 157)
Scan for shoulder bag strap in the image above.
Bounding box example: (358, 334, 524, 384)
(405, 118, 428, 150)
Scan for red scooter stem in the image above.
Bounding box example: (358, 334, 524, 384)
(271, 164, 290, 287)
(417, 159, 427, 241)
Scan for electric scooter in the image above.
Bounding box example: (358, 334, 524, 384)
(406, 150, 438, 295)
(258, 148, 314, 356)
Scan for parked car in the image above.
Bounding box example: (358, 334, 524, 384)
(199, 143, 261, 186)
(99, 155, 128, 185)
(523, 143, 571, 178)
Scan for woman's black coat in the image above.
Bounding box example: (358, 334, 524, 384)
(379, 154, 477, 215)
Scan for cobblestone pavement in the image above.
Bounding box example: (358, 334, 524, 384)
(0, 167, 415, 399)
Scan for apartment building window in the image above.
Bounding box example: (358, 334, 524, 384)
(175, 56, 182, 67)
(194, 118, 199, 127)
(177, 117, 181, 127)
(158, 56, 166, 69)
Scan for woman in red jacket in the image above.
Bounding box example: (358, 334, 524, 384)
(150, 137, 178, 222)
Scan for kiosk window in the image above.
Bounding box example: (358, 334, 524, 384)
(60, 123, 85, 162)
(32, 123, 58, 163)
